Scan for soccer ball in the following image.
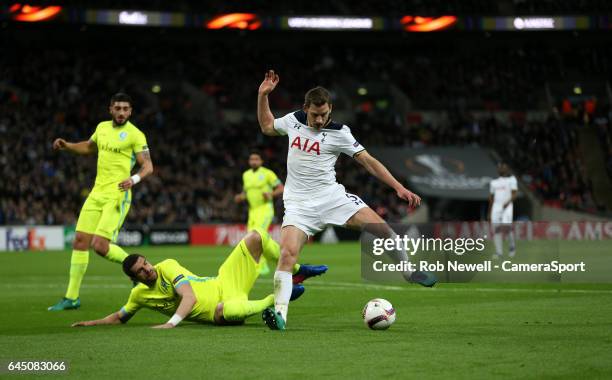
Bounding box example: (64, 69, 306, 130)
(362, 298, 396, 330)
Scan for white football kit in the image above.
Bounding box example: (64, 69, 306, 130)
(489, 175, 518, 224)
(273, 110, 368, 236)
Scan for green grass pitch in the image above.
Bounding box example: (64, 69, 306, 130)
(1, 241, 611, 379)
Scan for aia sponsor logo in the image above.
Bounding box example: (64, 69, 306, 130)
(290, 136, 320, 155)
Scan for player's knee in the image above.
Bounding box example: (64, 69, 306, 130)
(72, 234, 89, 251)
(91, 238, 109, 256)
(244, 231, 263, 254)
(214, 303, 245, 326)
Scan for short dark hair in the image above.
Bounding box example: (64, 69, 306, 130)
(122, 253, 144, 279)
(304, 86, 331, 107)
(249, 149, 263, 159)
(110, 92, 132, 106)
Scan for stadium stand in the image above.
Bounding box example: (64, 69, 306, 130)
(2, 28, 611, 225)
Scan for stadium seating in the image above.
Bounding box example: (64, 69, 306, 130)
(1, 35, 610, 225)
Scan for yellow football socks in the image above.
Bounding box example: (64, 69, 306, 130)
(104, 243, 128, 264)
(65, 250, 89, 300)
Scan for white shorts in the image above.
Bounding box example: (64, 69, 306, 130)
(491, 205, 513, 225)
(282, 184, 368, 237)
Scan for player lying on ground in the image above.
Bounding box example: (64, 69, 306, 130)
(49, 93, 153, 311)
(71, 228, 327, 328)
(257, 70, 436, 330)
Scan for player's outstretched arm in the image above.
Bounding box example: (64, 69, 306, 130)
(151, 282, 196, 329)
(257, 70, 280, 136)
(234, 191, 246, 203)
(118, 150, 154, 191)
(354, 151, 421, 208)
(52, 138, 97, 155)
(71, 311, 122, 327)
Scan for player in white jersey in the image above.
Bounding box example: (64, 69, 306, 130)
(257, 70, 437, 330)
(488, 163, 518, 258)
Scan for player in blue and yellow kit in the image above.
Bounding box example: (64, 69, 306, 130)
(49, 93, 153, 311)
(235, 151, 283, 275)
(71, 229, 327, 328)
(234, 151, 284, 231)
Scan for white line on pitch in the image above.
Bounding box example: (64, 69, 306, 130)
(2, 280, 612, 294)
(305, 281, 612, 294)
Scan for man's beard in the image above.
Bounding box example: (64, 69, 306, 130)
(113, 117, 128, 126)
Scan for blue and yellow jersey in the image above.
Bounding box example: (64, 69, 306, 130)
(120, 259, 220, 323)
(89, 120, 148, 197)
(242, 166, 281, 209)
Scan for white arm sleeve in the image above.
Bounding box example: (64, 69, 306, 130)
(273, 113, 293, 136)
(339, 126, 365, 157)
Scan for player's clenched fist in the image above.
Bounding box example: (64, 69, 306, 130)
(53, 138, 68, 150)
(258, 70, 280, 95)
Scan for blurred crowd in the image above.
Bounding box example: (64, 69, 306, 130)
(1, 31, 611, 225)
(400, 112, 608, 213)
(595, 117, 612, 180)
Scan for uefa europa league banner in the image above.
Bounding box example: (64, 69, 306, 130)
(369, 146, 498, 200)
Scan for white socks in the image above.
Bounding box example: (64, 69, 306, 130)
(494, 232, 503, 256)
(274, 271, 292, 322)
(508, 230, 516, 257)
